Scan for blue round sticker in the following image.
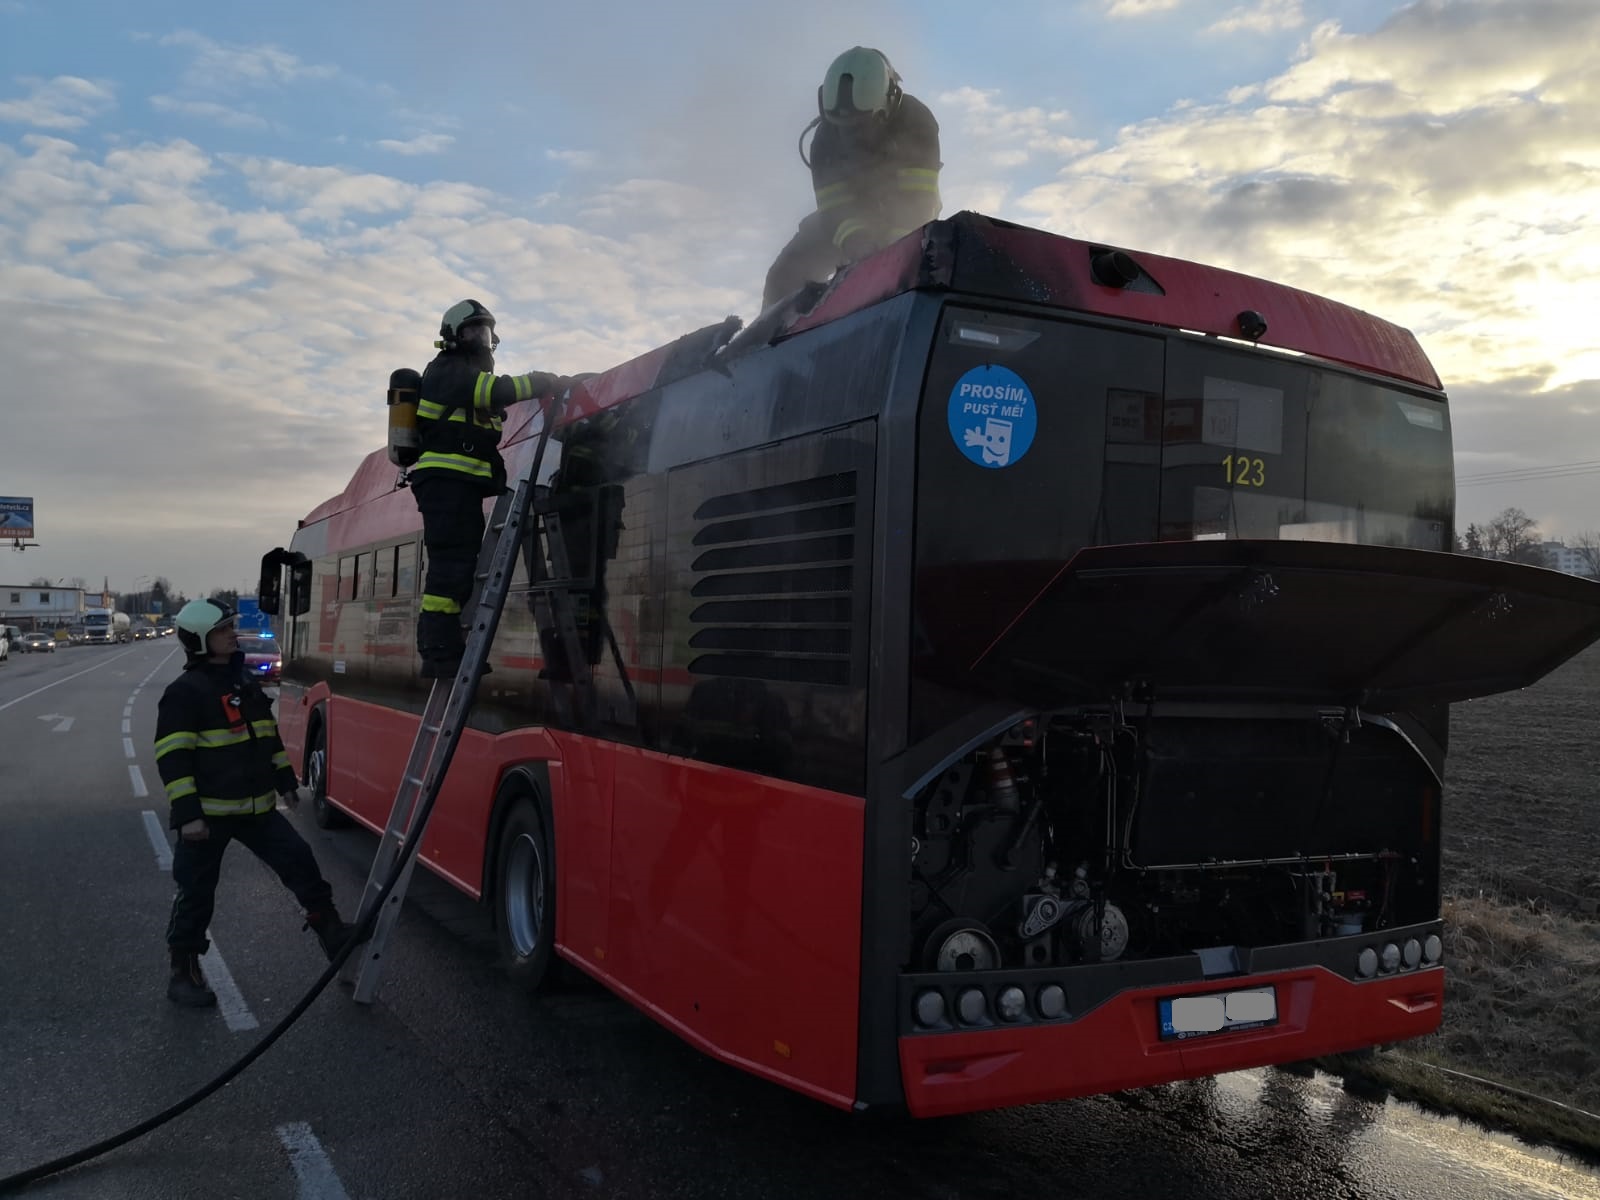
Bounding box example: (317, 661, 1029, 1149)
(947, 365, 1037, 469)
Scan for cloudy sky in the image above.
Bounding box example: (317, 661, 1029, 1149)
(1, 0, 1596, 598)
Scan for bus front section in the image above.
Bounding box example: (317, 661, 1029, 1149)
(878, 299, 1600, 1117)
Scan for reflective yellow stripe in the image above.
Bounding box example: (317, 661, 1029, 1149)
(196, 728, 251, 749)
(166, 776, 197, 801)
(414, 451, 492, 478)
(474, 372, 495, 411)
(155, 732, 197, 758)
(271, 751, 290, 769)
(513, 374, 533, 402)
(814, 181, 854, 211)
(417, 398, 449, 419)
(833, 217, 871, 248)
(198, 791, 277, 817)
(250, 720, 277, 738)
(421, 594, 462, 614)
(897, 167, 940, 192)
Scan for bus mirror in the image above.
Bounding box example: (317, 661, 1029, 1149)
(258, 548, 286, 615)
(258, 548, 312, 617)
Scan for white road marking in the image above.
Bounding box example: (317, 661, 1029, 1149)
(123, 737, 136, 758)
(129, 765, 148, 798)
(122, 718, 130, 733)
(199, 940, 258, 1032)
(275, 1122, 352, 1200)
(123, 706, 133, 718)
(141, 810, 172, 871)
(0, 646, 144, 713)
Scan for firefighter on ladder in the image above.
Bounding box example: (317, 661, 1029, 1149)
(762, 46, 943, 310)
(412, 299, 574, 678)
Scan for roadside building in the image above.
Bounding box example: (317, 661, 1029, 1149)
(0, 584, 87, 633)
(1538, 541, 1598, 577)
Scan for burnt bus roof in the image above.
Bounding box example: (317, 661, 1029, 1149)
(301, 210, 1440, 526)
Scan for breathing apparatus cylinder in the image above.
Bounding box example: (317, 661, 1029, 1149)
(387, 368, 422, 467)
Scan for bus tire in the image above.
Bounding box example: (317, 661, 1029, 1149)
(494, 796, 556, 993)
(307, 721, 349, 829)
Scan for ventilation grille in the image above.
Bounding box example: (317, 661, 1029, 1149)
(687, 472, 858, 686)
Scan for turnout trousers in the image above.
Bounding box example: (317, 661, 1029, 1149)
(411, 474, 489, 661)
(166, 809, 334, 954)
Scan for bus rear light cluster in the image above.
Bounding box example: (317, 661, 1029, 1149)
(1355, 935, 1440, 979)
(912, 982, 1072, 1030)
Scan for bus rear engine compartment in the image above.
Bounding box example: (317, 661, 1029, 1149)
(908, 710, 1439, 974)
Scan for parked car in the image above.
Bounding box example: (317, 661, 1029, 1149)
(238, 635, 281, 684)
(19, 633, 57, 653)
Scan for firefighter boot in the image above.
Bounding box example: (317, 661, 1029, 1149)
(418, 611, 466, 679)
(167, 950, 218, 1008)
(304, 907, 360, 963)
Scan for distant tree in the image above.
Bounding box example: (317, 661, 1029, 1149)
(1460, 524, 1485, 556)
(27, 576, 51, 587)
(1483, 507, 1543, 564)
(66, 576, 87, 590)
(1572, 531, 1600, 578)
(209, 588, 240, 610)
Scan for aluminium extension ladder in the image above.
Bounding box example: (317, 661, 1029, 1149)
(343, 389, 589, 1004)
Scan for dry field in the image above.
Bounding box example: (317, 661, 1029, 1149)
(1330, 641, 1600, 1158)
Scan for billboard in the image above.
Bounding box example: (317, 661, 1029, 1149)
(0, 497, 34, 540)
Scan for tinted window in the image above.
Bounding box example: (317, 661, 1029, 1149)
(373, 545, 395, 598)
(395, 542, 417, 595)
(1161, 341, 1451, 551)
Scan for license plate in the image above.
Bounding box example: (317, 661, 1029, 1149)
(1159, 987, 1277, 1040)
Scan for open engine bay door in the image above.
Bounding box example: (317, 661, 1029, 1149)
(970, 539, 1600, 712)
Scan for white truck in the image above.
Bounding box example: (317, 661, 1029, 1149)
(83, 608, 132, 645)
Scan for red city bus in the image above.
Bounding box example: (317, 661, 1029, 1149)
(262, 212, 1600, 1117)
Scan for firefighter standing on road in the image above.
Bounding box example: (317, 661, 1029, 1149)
(412, 299, 572, 678)
(762, 47, 943, 310)
(157, 599, 354, 1008)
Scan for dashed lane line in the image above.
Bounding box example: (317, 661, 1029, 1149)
(129, 765, 148, 798)
(199, 938, 260, 1033)
(141, 810, 173, 871)
(275, 1123, 353, 1200)
(123, 736, 136, 758)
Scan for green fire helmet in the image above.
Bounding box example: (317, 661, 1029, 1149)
(818, 47, 903, 126)
(176, 598, 237, 657)
(437, 299, 499, 351)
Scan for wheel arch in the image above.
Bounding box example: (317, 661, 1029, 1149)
(482, 760, 555, 923)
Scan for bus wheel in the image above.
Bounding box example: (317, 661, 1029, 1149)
(308, 724, 348, 829)
(495, 798, 555, 992)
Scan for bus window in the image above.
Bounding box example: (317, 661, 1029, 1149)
(396, 542, 417, 595)
(355, 552, 372, 600)
(338, 555, 356, 602)
(373, 545, 395, 598)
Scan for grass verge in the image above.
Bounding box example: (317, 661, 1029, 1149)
(1317, 893, 1600, 1163)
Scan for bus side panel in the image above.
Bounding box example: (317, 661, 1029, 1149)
(547, 732, 614, 966)
(607, 749, 865, 1108)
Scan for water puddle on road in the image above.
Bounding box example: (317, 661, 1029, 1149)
(1211, 1069, 1600, 1199)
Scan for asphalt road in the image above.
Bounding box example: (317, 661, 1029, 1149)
(1, 640, 1598, 1199)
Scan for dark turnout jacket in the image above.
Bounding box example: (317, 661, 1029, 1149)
(413, 350, 564, 494)
(809, 93, 942, 255)
(155, 656, 296, 828)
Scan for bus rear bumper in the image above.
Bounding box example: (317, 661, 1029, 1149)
(897, 964, 1441, 1117)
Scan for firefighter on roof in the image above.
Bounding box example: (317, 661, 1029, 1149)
(762, 46, 943, 310)
(412, 299, 574, 677)
(157, 599, 355, 1007)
